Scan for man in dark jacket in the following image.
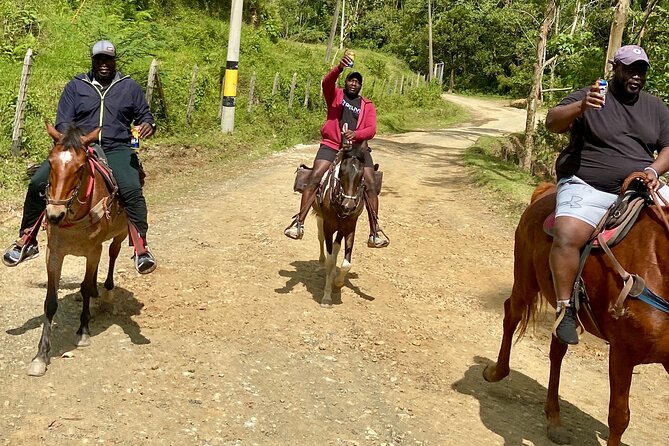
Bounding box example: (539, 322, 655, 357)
(2, 40, 158, 274)
(284, 53, 390, 248)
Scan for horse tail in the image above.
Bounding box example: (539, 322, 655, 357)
(530, 182, 556, 203)
(515, 293, 546, 342)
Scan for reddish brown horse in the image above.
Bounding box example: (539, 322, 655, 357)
(484, 182, 669, 445)
(312, 144, 366, 308)
(28, 123, 128, 376)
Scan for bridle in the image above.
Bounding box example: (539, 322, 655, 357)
(45, 146, 95, 214)
(329, 152, 365, 218)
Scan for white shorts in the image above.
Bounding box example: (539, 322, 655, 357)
(555, 175, 669, 227)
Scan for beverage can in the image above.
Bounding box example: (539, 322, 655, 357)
(598, 79, 607, 106)
(346, 50, 355, 68)
(130, 126, 140, 149)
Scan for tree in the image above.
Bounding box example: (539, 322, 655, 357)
(522, 0, 556, 172)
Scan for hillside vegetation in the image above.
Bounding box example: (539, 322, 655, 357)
(0, 0, 462, 203)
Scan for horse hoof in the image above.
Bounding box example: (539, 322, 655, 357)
(76, 334, 91, 347)
(27, 360, 47, 377)
(482, 364, 502, 382)
(320, 300, 333, 309)
(547, 424, 571, 444)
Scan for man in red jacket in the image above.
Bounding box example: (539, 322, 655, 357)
(284, 54, 390, 248)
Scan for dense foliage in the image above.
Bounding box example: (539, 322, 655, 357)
(0, 0, 456, 199)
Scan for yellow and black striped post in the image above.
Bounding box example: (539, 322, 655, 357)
(221, 0, 243, 133)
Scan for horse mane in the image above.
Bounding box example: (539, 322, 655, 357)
(342, 144, 366, 163)
(59, 125, 86, 152)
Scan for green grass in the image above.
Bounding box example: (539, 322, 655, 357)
(0, 1, 470, 210)
(464, 135, 540, 221)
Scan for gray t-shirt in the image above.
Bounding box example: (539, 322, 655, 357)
(555, 87, 669, 194)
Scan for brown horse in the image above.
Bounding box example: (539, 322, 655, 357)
(312, 144, 366, 308)
(484, 182, 669, 445)
(28, 123, 128, 377)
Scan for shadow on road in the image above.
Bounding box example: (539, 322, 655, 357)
(276, 260, 375, 306)
(452, 356, 624, 446)
(6, 285, 150, 357)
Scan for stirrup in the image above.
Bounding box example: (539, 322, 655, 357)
(367, 229, 390, 248)
(284, 216, 304, 240)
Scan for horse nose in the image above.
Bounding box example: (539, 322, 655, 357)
(46, 205, 66, 225)
(342, 199, 358, 214)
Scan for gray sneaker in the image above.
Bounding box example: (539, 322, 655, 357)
(284, 217, 304, 240)
(2, 241, 39, 267)
(368, 232, 389, 248)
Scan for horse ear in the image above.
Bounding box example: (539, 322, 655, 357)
(45, 122, 61, 142)
(80, 127, 101, 148)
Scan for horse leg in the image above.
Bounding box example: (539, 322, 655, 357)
(606, 350, 634, 446)
(664, 362, 669, 374)
(544, 335, 571, 444)
(334, 230, 354, 288)
(321, 233, 337, 308)
(317, 216, 326, 265)
(77, 248, 102, 347)
(97, 234, 124, 315)
(28, 250, 64, 377)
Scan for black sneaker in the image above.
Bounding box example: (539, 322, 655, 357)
(555, 305, 579, 345)
(133, 247, 157, 275)
(2, 241, 39, 267)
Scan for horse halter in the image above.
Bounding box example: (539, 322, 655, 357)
(330, 155, 365, 218)
(46, 148, 93, 213)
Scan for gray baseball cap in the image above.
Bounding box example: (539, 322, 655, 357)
(612, 45, 649, 66)
(91, 40, 116, 58)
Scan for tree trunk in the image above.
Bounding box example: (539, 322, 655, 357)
(448, 68, 454, 93)
(325, 0, 342, 64)
(522, 0, 556, 172)
(604, 0, 630, 77)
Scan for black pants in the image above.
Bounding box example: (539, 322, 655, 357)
(20, 146, 149, 241)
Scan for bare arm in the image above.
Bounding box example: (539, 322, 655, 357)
(545, 82, 604, 133)
(644, 147, 669, 191)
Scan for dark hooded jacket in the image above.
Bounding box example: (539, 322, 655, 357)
(55, 71, 155, 151)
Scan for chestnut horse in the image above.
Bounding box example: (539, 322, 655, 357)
(28, 124, 128, 377)
(484, 182, 669, 446)
(312, 144, 366, 308)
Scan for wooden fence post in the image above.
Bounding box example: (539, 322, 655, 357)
(400, 75, 405, 94)
(271, 73, 280, 97)
(11, 48, 33, 156)
(247, 71, 256, 113)
(145, 59, 158, 105)
(394, 78, 398, 95)
(288, 73, 297, 110)
(303, 77, 311, 108)
(186, 64, 198, 125)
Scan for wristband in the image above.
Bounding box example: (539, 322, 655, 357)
(644, 166, 659, 178)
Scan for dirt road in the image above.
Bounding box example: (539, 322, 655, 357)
(0, 95, 667, 445)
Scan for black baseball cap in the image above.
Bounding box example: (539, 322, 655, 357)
(346, 71, 363, 84)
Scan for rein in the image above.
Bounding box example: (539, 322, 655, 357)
(580, 174, 669, 320)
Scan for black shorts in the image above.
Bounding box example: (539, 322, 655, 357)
(315, 144, 373, 168)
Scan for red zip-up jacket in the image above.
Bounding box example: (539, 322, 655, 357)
(320, 65, 377, 151)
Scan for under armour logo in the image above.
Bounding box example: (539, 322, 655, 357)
(558, 195, 583, 208)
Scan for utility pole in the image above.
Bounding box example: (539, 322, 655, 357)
(428, 0, 434, 81)
(340, 0, 346, 49)
(221, 0, 244, 133)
